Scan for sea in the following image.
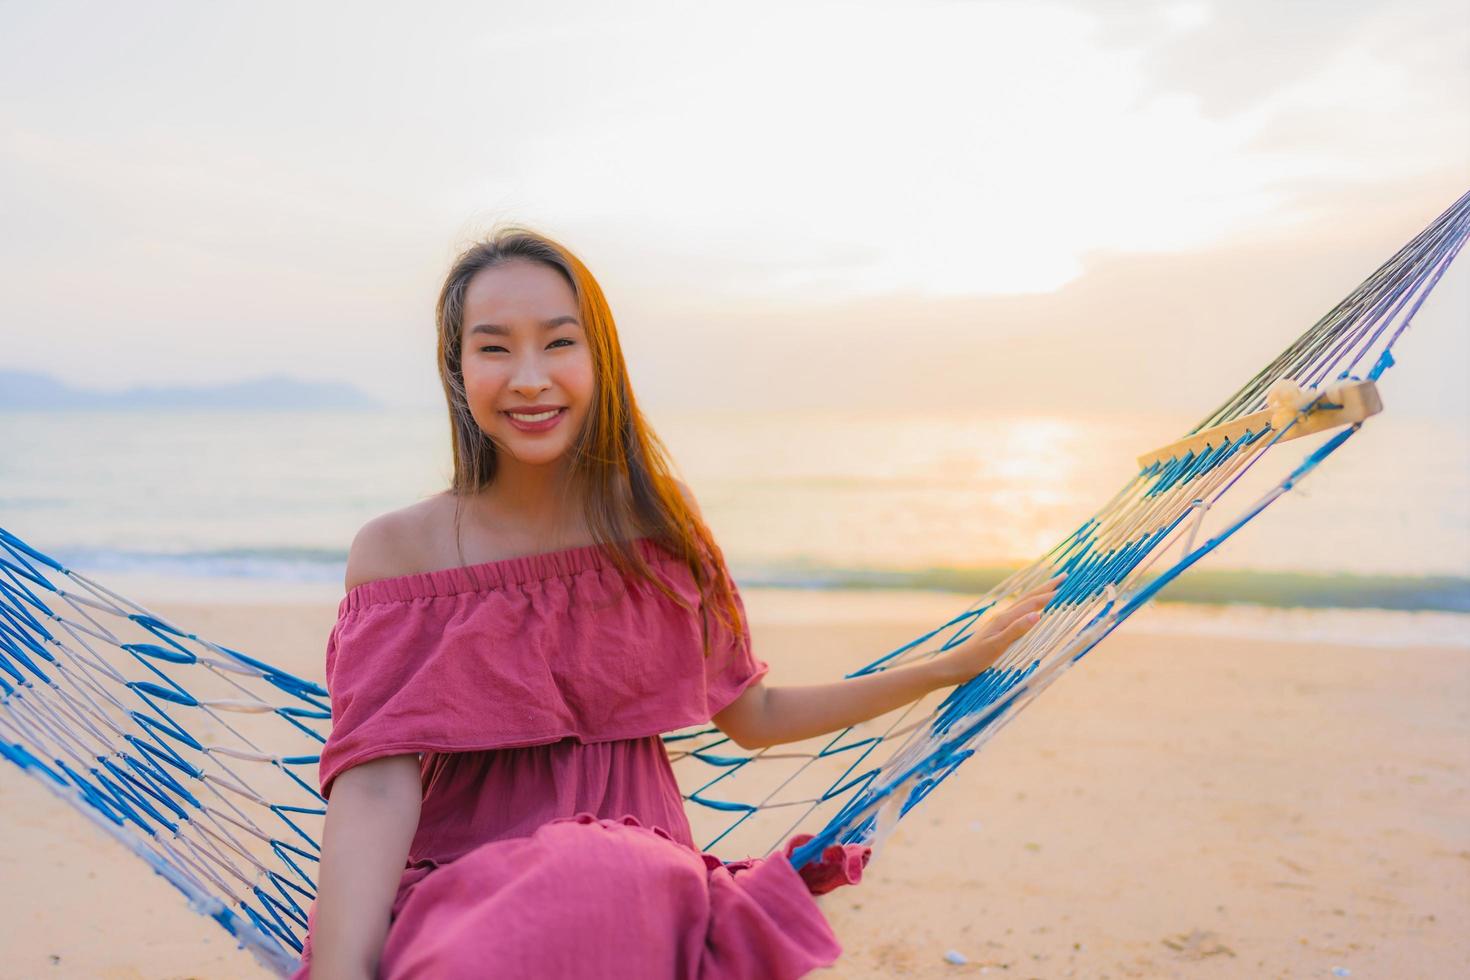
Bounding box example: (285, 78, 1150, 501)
(1, 406, 1466, 646)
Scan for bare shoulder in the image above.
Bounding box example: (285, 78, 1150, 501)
(343, 495, 447, 592)
(343, 513, 410, 592)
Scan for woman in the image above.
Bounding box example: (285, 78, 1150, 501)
(296, 228, 1060, 979)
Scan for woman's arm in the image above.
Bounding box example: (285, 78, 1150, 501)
(713, 574, 1063, 750)
(309, 754, 422, 980)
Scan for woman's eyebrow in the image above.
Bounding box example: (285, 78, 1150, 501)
(469, 316, 581, 337)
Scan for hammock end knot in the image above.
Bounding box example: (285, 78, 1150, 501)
(1266, 378, 1317, 430)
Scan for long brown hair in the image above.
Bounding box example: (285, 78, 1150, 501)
(434, 226, 744, 658)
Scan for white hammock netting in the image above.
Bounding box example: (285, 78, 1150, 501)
(2, 191, 1466, 976)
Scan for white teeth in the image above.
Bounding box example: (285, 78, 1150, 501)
(508, 409, 561, 422)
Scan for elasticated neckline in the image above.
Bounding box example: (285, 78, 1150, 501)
(341, 535, 674, 611)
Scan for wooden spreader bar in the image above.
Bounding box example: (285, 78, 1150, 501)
(1137, 379, 1383, 470)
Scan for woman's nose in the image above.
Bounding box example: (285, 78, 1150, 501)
(509, 358, 552, 390)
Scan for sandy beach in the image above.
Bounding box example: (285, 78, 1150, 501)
(0, 587, 1465, 979)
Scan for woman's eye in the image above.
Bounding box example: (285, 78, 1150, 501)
(478, 339, 575, 353)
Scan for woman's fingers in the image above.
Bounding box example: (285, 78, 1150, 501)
(1022, 573, 1067, 599)
(967, 573, 1067, 653)
(947, 595, 1056, 683)
(994, 576, 1063, 616)
(987, 589, 1057, 633)
(967, 606, 1045, 672)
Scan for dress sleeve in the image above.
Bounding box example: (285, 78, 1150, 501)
(316, 594, 557, 801)
(316, 602, 446, 800)
(702, 566, 770, 718)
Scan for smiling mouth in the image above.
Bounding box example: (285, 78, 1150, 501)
(504, 408, 565, 422)
(502, 407, 568, 431)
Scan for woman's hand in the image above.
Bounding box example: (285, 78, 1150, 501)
(930, 573, 1066, 687)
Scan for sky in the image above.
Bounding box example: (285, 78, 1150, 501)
(2, 0, 1467, 422)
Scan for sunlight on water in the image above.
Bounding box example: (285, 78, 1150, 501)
(658, 407, 1468, 578)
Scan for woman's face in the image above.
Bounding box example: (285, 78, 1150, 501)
(459, 259, 595, 468)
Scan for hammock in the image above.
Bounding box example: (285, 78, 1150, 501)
(2, 191, 1466, 976)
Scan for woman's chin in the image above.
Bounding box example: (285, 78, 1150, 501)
(498, 438, 573, 467)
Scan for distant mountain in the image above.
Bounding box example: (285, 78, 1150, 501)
(0, 369, 383, 410)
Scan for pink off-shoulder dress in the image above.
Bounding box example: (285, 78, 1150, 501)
(290, 536, 869, 980)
